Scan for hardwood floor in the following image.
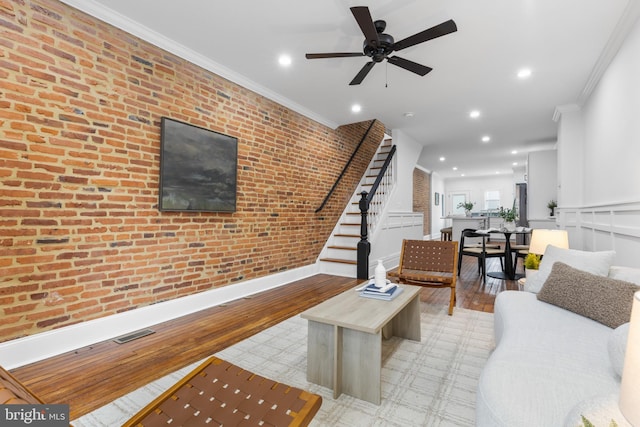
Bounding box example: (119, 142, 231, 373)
(11, 255, 519, 420)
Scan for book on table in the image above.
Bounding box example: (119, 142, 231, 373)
(359, 281, 403, 301)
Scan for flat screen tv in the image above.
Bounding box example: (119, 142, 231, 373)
(159, 117, 237, 212)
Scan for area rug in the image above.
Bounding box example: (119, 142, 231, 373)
(73, 303, 494, 427)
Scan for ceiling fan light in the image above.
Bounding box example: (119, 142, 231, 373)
(306, 6, 456, 85)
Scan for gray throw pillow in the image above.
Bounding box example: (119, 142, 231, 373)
(537, 262, 640, 328)
(524, 246, 615, 294)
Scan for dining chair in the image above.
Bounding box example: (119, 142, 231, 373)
(510, 231, 530, 272)
(464, 239, 501, 249)
(461, 227, 500, 249)
(457, 229, 505, 284)
(389, 239, 458, 315)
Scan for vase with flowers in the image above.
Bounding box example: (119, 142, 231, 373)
(457, 201, 475, 217)
(499, 200, 518, 231)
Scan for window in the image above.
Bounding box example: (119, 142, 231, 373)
(485, 190, 500, 211)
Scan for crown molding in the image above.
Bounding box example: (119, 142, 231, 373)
(57, 0, 338, 130)
(577, 0, 640, 106)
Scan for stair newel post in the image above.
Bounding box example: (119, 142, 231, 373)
(357, 191, 370, 280)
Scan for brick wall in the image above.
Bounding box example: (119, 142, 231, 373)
(0, 0, 386, 342)
(413, 168, 431, 236)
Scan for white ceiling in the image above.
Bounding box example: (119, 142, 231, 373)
(61, 0, 634, 179)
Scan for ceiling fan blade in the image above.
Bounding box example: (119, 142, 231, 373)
(305, 52, 365, 59)
(393, 19, 457, 51)
(387, 56, 432, 76)
(349, 62, 375, 85)
(350, 6, 379, 46)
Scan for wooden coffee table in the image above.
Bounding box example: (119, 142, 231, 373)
(300, 284, 421, 404)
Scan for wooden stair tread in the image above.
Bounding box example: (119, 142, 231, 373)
(320, 258, 357, 265)
(321, 138, 392, 272)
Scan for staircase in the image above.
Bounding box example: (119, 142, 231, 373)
(318, 138, 395, 277)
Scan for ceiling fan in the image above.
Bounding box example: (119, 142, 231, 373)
(305, 6, 457, 85)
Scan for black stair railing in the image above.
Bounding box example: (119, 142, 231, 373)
(315, 120, 377, 213)
(357, 144, 397, 279)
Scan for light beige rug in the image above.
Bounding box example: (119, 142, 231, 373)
(74, 303, 494, 427)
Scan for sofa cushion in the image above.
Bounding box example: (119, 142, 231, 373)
(524, 246, 615, 293)
(609, 322, 630, 379)
(609, 266, 640, 285)
(537, 262, 639, 328)
(477, 291, 618, 427)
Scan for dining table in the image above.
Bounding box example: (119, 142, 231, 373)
(486, 228, 531, 280)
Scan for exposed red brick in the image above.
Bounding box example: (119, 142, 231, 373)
(0, 0, 385, 343)
(413, 169, 432, 236)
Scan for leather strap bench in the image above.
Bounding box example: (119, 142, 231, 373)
(123, 356, 321, 427)
(0, 365, 43, 405)
(1, 356, 321, 427)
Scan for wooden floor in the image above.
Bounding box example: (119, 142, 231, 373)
(11, 255, 519, 420)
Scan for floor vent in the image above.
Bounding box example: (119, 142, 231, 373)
(113, 329, 155, 344)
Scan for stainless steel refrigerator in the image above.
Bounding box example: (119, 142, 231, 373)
(515, 183, 528, 244)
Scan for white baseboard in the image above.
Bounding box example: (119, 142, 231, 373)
(0, 264, 319, 369)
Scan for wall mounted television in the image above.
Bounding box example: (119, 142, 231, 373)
(159, 117, 238, 212)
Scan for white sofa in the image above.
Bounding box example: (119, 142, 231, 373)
(476, 247, 640, 427)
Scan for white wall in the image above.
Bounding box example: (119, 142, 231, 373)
(431, 171, 446, 237)
(444, 174, 515, 216)
(513, 165, 526, 183)
(555, 14, 640, 267)
(555, 105, 585, 207)
(387, 129, 423, 212)
(527, 150, 558, 220)
(581, 17, 640, 205)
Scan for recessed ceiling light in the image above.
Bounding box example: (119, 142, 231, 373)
(351, 104, 362, 113)
(461, 173, 465, 177)
(517, 68, 532, 79)
(511, 150, 518, 154)
(513, 162, 518, 166)
(481, 135, 491, 143)
(278, 54, 292, 67)
(439, 156, 446, 162)
(452, 167, 458, 171)
(469, 110, 481, 119)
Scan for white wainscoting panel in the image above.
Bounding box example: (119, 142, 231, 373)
(369, 212, 423, 275)
(558, 200, 640, 267)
